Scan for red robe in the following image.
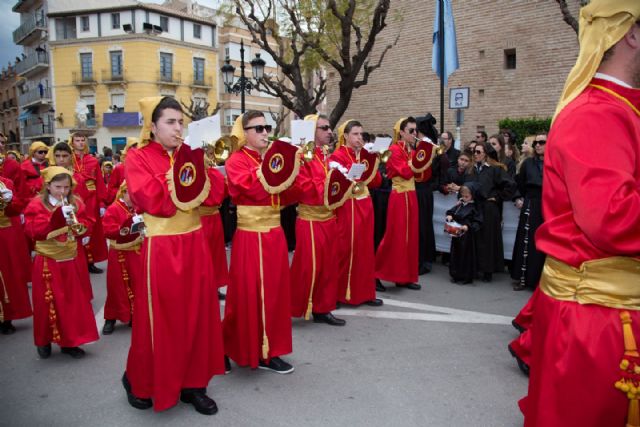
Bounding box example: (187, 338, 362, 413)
(124, 141, 224, 412)
(106, 163, 125, 205)
(200, 167, 229, 288)
(522, 78, 640, 427)
(1, 156, 27, 200)
(0, 177, 32, 322)
(290, 147, 338, 317)
(102, 200, 142, 323)
(20, 158, 46, 198)
(223, 147, 299, 368)
(71, 153, 108, 263)
(329, 146, 381, 305)
(509, 287, 539, 370)
(23, 196, 99, 347)
(374, 141, 419, 284)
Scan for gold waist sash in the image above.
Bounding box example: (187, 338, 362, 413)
(353, 185, 370, 200)
(35, 239, 77, 261)
(144, 210, 201, 237)
(236, 205, 280, 232)
(297, 203, 334, 222)
(392, 176, 416, 193)
(108, 239, 142, 251)
(198, 205, 220, 216)
(540, 256, 640, 310)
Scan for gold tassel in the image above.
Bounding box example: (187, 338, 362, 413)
(43, 260, 61, 343)
(118, 251, 134, 317)
(305, 221, 317, 320)
(346, 287, 351, 301)
(262, 334, 270, 360)
(614, 311, 640, 427)
(304, 301, 312, 320)
(0, 270, 8, 322)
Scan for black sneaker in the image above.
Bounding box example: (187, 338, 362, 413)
(122, 372, 153, 410)
(37, 344, 52, 359)
(224, 355, 232, 374)
(61, 347, 86, 359)
(375, 279, 386, 292)
(258, 357, 294, 374)
(102, 319, 116, 335)
(88, 264, 103, 274)
(180, 388, 218, 415)
(0, 320, 16, 335)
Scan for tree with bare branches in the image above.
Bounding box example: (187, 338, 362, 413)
(224, 0, 399, 128)
(556, 0, 591, 34)
(180, 98, 221, 122)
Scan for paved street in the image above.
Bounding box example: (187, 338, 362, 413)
(0, 255, 531, 427)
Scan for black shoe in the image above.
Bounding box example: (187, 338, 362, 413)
(512, 319, 526, 334)
(122, 373, 153, 410)
(102, 319, 116, 335)
(258, 357, 294, 374)
(88, 264, 103, 274)
(375, 279, 386, 292)
(482, 272, 492, 282)
(396, 282, 421, 290)
(0, 320, 16, 335)
(364, 298, 383, 307)
(61, 346, 86, 359)
(180, 388, 218, 415)
(312, 312, 346, 326)
(449, 278, 459, 284)
(508, 344, 530, 376)
(218, 290, 226, 301)
(224, 355, 232, 374)
(461, 279, 474, 285)
(37, 344, 52, 359)
(513, 283, 527, 291)
(419, 265, 431, 275)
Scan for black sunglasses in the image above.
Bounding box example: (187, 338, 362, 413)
(407, 128, 416, 134)
(474, 150, 483, 154)
(317, 125, 331, 131)
(534, 140, 547, 145)
(244, 124, 273, 133)
(36, 150, 48, 154)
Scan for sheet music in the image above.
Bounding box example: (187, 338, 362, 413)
(370, 136, 392, 153)
(346, 163, 366, 180)
(291, 120, 316, 145)
(186, 114, 221, 148)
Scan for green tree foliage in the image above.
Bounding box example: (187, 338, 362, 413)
(498, 117, 551, 146)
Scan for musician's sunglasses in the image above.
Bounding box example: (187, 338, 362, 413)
(36, 150, 48, 155)
(317, 125, 331, 131)
(244, 125, 272, 133)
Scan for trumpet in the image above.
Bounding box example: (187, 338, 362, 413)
(0, 179, 8, 210)
(414, 136, 445, 156)
(203, 136, 232, 167)
(62, 199, 87, 242)
(299, 138, 316, 162)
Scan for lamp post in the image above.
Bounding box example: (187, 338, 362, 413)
(220, 40, 266, 113)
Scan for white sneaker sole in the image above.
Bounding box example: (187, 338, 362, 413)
(258, 364, 295, 374)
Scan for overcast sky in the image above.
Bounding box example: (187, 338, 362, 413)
(0, 0, 221, 71)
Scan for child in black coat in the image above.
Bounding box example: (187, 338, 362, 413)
(445, 183, 483, 284)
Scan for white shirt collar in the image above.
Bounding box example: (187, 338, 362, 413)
(594, 72, 633, 89)
(48, 195, 67, 206)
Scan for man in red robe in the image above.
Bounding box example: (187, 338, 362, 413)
(21, 141, 49, 197)
(329, 120, 383, 307)
(123, 97, 224, 415)
(0, 175, 32, 334)
(375, 117, 420, 290)
(106, 137, 138, 205)
(69, 133, 108, 273)
(290, 114, 345, 326)
(522, 2, 640, 426)
(223, 111, 299, 374)
(0, 133, 27, 197)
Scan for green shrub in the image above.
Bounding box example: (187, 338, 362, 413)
(498, 117, 552, 147)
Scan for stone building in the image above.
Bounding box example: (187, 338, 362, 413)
(0, 63, 21, 152)
(325, 0, 581, 143)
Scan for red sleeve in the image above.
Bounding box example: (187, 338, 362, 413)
(106, 165, 123, 205)
(385, 145, 414, 180)
(102, 203, 127, 240)
(226, 152, 269, 203)
(24, 198, 55, 241)
(202, 167, 228, 207)
(124, 148, 176, 217)
(93, 160, 108, 206)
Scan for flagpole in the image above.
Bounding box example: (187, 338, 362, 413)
(439, 0, 445, 134)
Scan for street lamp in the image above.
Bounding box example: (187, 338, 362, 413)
(220, 40, 266, 113)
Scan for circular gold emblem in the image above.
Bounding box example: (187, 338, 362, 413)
(416, 150, 426, 162)
(330, 181, 341, 197)
(269, 153, 285, 173)
(179, 162, 196, 187)
(119, 227, 130, 236)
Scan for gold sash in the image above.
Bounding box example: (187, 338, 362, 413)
(297, 204, 334, 222)
(85, 179, 96, 191)
(540, 256, 640, 310)
(108, 239, 142, 251)
(198, 205, 220, 216)
(392, 176, 416, 193)
(35, 239, 77, 261)
(236, 205, 280, 232)
(353, 186, 370, 200)
(144, 210, 201, 237)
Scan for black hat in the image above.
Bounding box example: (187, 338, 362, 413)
(415, 113, 438, 143)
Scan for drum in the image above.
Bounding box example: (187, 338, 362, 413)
(444, 221, 464, 237)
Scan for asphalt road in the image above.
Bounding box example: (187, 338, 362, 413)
(0, 256, 531, 427)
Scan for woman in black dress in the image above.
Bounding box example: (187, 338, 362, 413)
(469, 142, 517, 282)
(510, 134, 547, 290)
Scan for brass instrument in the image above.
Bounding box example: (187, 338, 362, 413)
(203, 136, 232, 167)
(299, 138, 315, 162)
(0, 180, 8, 210)
(62, 199, 87, 242)
(0, 153, 5, 166)
(379, 150, 392, 163)
(414, 136, 446, 156)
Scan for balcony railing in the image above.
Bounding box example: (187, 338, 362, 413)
(156, 71, 181, 85)
(72, 71, 97, 85)
(22, 114, 55, 138)
(191, 75, 213, 89)
(15, 51, 49, 77)
(12, 0, 37, 13)
(101, 69, 127, 84)
(13, 14, 46, 44)
(18, 86, 51, 108)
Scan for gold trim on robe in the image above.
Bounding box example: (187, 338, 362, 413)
(391, 176, 416, 193)
(143, 210, 201, 237)
(297, 204, 335, 222)
(236, 205, 281, 232)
